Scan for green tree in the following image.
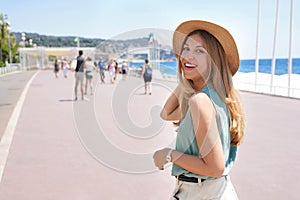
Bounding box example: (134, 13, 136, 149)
(0, 13, 18, 67)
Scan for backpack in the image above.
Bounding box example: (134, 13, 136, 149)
(144, 65, 152, 76)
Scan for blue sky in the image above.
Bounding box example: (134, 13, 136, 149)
(1, 0, 299, 59)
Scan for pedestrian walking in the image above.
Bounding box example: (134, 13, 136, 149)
(54, 59, 59, 78)
(121, 61, 129, 80)
(98, 57, 106, 83)
(114, 60, 118, 81)
(108, 59, 116, 84)
(141, 59, 153, 95)
(85, 57, 96, 95)
(153, 20, 245, 199)
(62, 58, 69, 78)
(74, 50, 85, 101)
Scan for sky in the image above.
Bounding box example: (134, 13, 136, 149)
(1, 0, 299, 59)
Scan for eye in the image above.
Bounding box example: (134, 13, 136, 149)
(195, 48, 205, 54)
(182, 46, 190, 51)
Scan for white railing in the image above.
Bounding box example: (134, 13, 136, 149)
(234, 72, 300, 99)
(0, 64, 21, 75)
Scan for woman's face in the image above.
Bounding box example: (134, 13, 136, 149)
(179, 33, 210, 85)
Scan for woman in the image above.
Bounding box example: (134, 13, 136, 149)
(121, 61, 129, 80)
(108, 59, 116, 84)
(141, 59, 153, 95)
(153, 20, 245, 199)
(84, 57, 96, 95)
(62, 58, 69, 78)
(54, 59, 59, 78)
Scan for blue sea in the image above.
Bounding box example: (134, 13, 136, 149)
(130, 58, 300, 76)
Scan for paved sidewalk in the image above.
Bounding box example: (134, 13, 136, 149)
(0, 71, 36, 139)
(0, 70, 299, 199)
(0, 71, 176, 200)
(230, 91, 300, 200)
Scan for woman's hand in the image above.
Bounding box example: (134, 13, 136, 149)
(153, 148, 170, 170)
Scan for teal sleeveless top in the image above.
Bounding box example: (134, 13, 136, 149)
(172, 86, 237, 179)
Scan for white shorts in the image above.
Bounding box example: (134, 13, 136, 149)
(75, 72, 84, 85)
(171, 176, 238, 200)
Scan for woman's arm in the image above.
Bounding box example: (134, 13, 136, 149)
(160, 85, 182, 121)
(141, 65, 145, 76)
(154, 93, 225, 178)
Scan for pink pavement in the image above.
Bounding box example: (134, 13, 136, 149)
(0, 71, 175, 200)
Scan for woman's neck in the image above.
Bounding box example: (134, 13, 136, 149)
(192, 79, 207, 91)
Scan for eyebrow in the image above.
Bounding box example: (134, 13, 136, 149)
(184, 44, 204, 48)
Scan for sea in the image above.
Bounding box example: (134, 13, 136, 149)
(130, 58, 300, 76)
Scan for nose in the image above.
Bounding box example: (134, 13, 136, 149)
(182, 50, 195, 61)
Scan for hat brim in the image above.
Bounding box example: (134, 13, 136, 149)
(173, 20, 239, 76)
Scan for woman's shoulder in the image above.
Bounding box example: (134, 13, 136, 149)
(189, 92, 211, 104)
(188, 92, 214, 113)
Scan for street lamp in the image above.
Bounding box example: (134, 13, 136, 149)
(6, 25, 12, 66)
(29, 39, 32, 47)
(0, 18, 3, 63)
(4, 15, 12, 66)
(21, 33, 26, 69)
(21, 33, 26, 47)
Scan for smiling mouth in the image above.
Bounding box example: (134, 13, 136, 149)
(184, 63, 197, 69)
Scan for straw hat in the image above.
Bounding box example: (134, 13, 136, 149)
(173, 20, 240, 75)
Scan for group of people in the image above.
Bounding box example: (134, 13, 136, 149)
(52, 50, 96, 101)
(72, 54, 157, 99)
(72, 51, 130, 100)
(106, 59, 130, 84)
(73, 50, 97, 101)
(53, 58, 70, 78)
(53, 49, 153, 99)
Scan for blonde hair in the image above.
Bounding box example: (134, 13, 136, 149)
(177, 30, 245, 146)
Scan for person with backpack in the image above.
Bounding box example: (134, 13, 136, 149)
(142, 59, 153, 95)
(98, 57, 105, 83)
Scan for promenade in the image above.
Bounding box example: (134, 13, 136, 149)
(0, 70, 299, 199)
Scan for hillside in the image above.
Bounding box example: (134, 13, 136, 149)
(13, 32, 174, 60)
(13, 32, 104, 47)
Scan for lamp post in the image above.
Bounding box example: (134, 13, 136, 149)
(21, 33, 26, 47)
(29, 39, 32, 47)
(4, 15, 12, 66)
(21, 33, 26, 69)
(7, 26, 12, 65)
(0, 18, 3, 64)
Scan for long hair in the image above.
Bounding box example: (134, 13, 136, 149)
(177, 30, 245, 146)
